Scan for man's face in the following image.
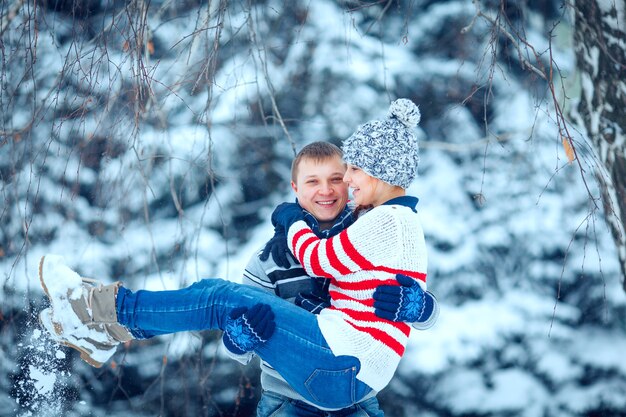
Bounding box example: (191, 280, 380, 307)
(291, 156, 349, 223)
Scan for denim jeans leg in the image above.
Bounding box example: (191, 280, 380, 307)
(116, 278, 269, 335)
(256, 392, 384, 417)
(116, 278, 372, 408)
(351, 396, 385, 417)
(116, 279, 230, 339)
(252, 303, 372, 409)
(256, 392, 323, 417)
(256, 392, 289, 417)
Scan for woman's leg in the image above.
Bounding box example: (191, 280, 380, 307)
(116, 278, 283, 335)
(115, 278, 372, 409)
(253, 302, 373, 410)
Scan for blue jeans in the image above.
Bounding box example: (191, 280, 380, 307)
(116, 278, 373, 409)
(257, 392, 384, 417)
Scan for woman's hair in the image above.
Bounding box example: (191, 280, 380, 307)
(291, 141, 343, 182)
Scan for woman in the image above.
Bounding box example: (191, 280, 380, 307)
(39, 98, 433, 410)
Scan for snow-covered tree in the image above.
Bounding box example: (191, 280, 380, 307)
(571, 0, 626, 287)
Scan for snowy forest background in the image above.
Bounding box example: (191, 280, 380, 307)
(1, 0, 625, 416)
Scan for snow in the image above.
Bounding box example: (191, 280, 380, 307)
(571, 328, 626, 373)
(597, 0, 626, 31)
(10, 328, 72, 417)
(535, 347, 583, 384)
(39, 255, 83, 303)
(28, 365, 56, 395)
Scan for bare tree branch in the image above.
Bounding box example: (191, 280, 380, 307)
(0, 0, 25, 36)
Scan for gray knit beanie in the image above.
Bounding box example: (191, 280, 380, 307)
(342, 98, 421, 189)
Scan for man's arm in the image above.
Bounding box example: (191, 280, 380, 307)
(222, 247, 315, 363)
(272, 203, 437, 328)
(222, 252, 274, 365)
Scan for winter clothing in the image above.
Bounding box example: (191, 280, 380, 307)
(342, 99, 420, 189)
(38, 193, 430, 407)
(223, 304, 276, 355)
(230, 206, 384, 412)
(271, 202, 307, 232)
(373, 273, 439, 327)
(259, 199, 354, 270)
(38, 94, 434, 406)
(259, 228, 294, 269)
(284, 195, 428, 391)
(256, 392, 384, 417)
(249, 206, 354, 316)
(116, 278, 374, 409)
(38, 255, 132, 368)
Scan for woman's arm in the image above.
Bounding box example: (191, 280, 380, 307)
(286, 207, 401, 279)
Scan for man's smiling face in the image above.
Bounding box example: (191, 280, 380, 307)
(291, 155, 349, 225)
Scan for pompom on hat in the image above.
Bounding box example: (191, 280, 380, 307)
(342, 98, 421, 189)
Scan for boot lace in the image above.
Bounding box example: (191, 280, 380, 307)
(81, 278, 130, 342)
(81, 277, 104, 312)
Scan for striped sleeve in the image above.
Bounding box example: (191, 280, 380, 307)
(242, 251, 276, 291)
(287, 207, 401, 279)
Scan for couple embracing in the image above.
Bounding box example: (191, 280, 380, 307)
(38, 98, 439, 417)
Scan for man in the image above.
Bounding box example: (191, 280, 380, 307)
(223, 141, 438, 417)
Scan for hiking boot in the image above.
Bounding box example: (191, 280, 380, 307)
(38, 254, 133, 367)
(39, 308, 120, 367)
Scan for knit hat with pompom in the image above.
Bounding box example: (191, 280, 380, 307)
(342, 98, 421, 189)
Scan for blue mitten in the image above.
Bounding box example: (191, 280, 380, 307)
(271, 202, 306, 231)
(223, 303, 276, 355)
(373, 274, 435, 324)
(259, 227, 294, 269)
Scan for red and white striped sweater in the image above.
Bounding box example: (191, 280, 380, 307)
(287, 202, 428, 391)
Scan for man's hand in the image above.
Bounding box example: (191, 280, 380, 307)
(373, 274, 437, 326)
(222, 303, 276, 355)
(271, 202, 306, 231)
(259, 227, 294, 269)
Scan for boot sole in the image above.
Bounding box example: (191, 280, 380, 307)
(39, 309, 105, 368)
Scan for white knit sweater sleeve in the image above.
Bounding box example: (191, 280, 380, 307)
(286, 206, 401, 278)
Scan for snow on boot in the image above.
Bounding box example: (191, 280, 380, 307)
(38, 308, 119, 367)
(38, 254, 133, 368)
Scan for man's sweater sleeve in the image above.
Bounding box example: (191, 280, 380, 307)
(286, 207, 401, 279)
(242, 249, 277, 291)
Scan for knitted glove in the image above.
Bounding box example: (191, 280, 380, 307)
(271, 202, 306, 232)
(373, 274, 435, 323)
(259, 227, 294, 269)
(222, 303, 276, 355)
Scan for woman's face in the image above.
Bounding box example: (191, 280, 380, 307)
(343, 164, 384, 206)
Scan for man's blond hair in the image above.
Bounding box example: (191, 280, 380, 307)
(291, 142, 343, 183)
